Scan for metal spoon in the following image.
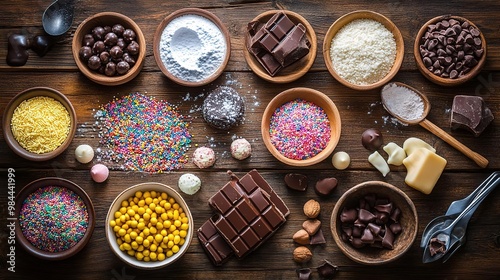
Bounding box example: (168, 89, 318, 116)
(381, 82, 488, 168)
(42, 0, 75, 36)
(420, 171, 500, 248)
(422, 175, 500, 263)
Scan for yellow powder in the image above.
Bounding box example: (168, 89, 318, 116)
(11, 96, 71, 154)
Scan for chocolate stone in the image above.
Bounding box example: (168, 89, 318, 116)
(296, 268, 312, 280)
(358, 208, 376, 223)
(316, 259, 338, 279)
(361, 228, 375, 244)
(284, 173, 308, 191)
(314, 177, 338, 196)
(6, 34, 30, 66)
(451, 95, 494, 137)
(361, 128, 383, 151)
(382, 226, 395, 249)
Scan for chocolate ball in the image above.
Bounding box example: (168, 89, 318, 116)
(79, 46, 93, 61)
(30, 35, 53, 57)
(103, 25, 112, 34)
(116, 61, 130, 75)
(92, 41, 106, 54)
(92, 26, 106, 40)
(82, 34, 95, 47)
(104, 62, 117, 76)
(122, 29, 136, 43)
(87, 55, 101, 70)
(109, 45, 123, 59)
(112, 24, 125, 37)
(104, 32, 118, 46)
(123, 53, 136, 67)
(126, 41, 140, 55)
(116, 38, 127, 50)
(361, 128, 383, 151)
(99, 51, 110, 64)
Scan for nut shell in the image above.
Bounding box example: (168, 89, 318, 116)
(293, 229, 310, 245)
(293, 246, 312, 263)
(303, 199, 320, 218)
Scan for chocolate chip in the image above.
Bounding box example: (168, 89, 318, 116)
(358, 209, 376, 223)
(284, 173, 308, 191)
(310, 228, 326, 245)
(381, 226, 395, 249)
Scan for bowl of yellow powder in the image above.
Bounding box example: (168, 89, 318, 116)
(3, 87, 77, 161)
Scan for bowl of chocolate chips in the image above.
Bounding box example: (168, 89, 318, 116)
(330, 181, 418, 265)
(72, 12, 146, 86)
(414, 15, 487, 86)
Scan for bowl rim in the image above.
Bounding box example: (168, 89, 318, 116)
(261, 87, 341, 166)
(243, 10, 318, 84)
(323, 10, 404, 91)
(105, 182, 194, 269)
(413, 15, 487, 86)
(2, 87, 77, 161)
(72, 12, 146, 86)
(153, 8, 231, 87)
(14, 177, 96, 260)
(330, 181, 418, 265)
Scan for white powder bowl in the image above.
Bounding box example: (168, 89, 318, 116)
(323, 10, 404, 91)
(153, 8, 231, 87)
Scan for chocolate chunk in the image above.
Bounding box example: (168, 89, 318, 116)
(367, 223, 382, 235)
(361, 128, 383, 151)
(314, 177, 337, 196)
(374, 202, 393, 214)
(358, 208, 376, 223)
(451, 95, 494, 136)
(6, 34, 30, 66)
(390, 207, 401, 222)
(284, 173, 308, 191)
(340, 208, 357, 223)
(310, 228, 326, 245)
(197, 219, 234, 266)
(316, 259, 338, 279)
(389, 223, 402, 235)
(429, 237, 447, 256)
(361, 228, 375, 244)
(350, 237, 365, 248)
(30, 35, 53, 57)
(296, 268, 312, 280)
(382, 227, 395, 249)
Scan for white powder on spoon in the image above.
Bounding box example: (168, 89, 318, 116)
(381, 83, 425, 121)
(159, 14, 227, 82)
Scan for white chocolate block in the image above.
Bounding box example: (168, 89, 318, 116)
(368, 151, 390, 177)
(403, 137, 436, 156)
(403, 148, 447, 194)
(383, 142, 406, 166)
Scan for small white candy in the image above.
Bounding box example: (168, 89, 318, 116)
(75, 144, 94, 164)
(178, 173, 202, 195)
(193, 147, 216, 169)
(368, 151, 390, 177)
(231, 138, 252, 160)
(332, 151, 350, 170)
(383, 142, 406, 166)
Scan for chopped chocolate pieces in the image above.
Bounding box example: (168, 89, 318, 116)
(284, 173, 308, 191)
(429, 237, 447, 256)
(296, 268, 312, 280)
(310, 228, 326, 245)
(316, 259, 338, 279)
(246, 12, 310, 76)
(451, 95, 494, 137)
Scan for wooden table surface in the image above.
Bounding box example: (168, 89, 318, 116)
(1, 0, 499, 279)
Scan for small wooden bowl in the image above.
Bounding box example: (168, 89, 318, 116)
(243, 10, 317, 83)
(15, 177, 95, 260)
(323, 10, 404, 91)
(72, 12, 146, 86)
(261, 87, 341, 166)
(330, 181, 418, 265)
(2, 87, 77, 161)
(414, 15, 487, 86)
(153, 8, 231, 87)
(105, 182, 194, 269)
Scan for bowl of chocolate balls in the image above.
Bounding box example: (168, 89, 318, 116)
(72, 12, 146, 86)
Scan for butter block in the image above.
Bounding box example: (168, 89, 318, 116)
(368, 151, 390, 177)
(383, 142, 406, 166)
(403, 137, 435, 156)
(403, 148, 447, 194)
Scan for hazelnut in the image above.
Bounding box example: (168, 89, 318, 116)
(293, 246, 312, 263)
(79, 46, 92, 61)
(82, 34, 95, 47)
(302, 219, 321, 236)
(292, 229, 310, 245)
(303, 199, 320, 218)
(116, 61, 130, 75)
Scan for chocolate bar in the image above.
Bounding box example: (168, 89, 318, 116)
(246, 12, 310, 76)
(451, 95, 494, 137)
(197, 169, 289, 265)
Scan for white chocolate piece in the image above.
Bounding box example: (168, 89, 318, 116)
(91, 164, 109, 183)
(193, 147, 216, 169)
(368, 151, 390, 177)
(178, 173, 202, 195)
(403, 148, 447, 194)
(231, 138, 252, 160)
(75, 144, 94, 164)
(403, 137, 436, 156)
(332, 151, 350, 170)
(383, 142, 406, 166)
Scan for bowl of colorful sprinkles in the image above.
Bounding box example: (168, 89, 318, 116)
(261, 87, 341, 166)
(323, 10, 404, 91)
(2, 87, 77, 161)
(15, 177, 95, 260)
(105, 182, 194, 269)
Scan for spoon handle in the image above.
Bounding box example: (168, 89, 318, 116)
(419, 119, 488, 168)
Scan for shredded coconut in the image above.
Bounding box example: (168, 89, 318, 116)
(330, 19, 396, 85)
(381, 83, 425, 121)
(159, 14, 227, 82)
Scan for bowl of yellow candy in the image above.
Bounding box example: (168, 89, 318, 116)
(105, 182, 194, 269)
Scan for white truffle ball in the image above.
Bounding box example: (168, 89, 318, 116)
(178, 173, 202, 195)
(75, 144, 94, 164)
(193, 147, 216, 169)
(231, 138, 252, 160)
(332, 151, 350, 170)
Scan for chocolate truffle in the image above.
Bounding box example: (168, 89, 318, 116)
(230, 138, 252, 160)
(361, 128, 383, 151)
(193, 147, 216, 169)
(202, 86, 245, 130)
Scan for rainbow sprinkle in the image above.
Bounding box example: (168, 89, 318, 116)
(19, 186, 88, 253)
(269, 99, 331, 160)
(95, 93, 192, 173)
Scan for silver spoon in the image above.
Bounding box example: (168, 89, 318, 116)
(381, 82, 488, 168)
(420, 171, 500, 248)
(422, 176, 500, 263)
(42, 0, 75, 36)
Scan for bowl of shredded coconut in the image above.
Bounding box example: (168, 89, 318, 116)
(153, 8, 231, 87)
(323, 10, 404, 91)
(3, 87, 77, 161)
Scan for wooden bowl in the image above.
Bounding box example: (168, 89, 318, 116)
(243, 10, 317, 83)
(15, 177, 95, 260)
(2, 87, 77, 161)
(105, 182, 194, 269)
(414, 15, 487, 86)
(153, 8, 231, 87)
(330, 181, 418, 265)
(323, 10, 404, 91)
(72, 12, 146, 86)
(261, 87, 341, 166)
